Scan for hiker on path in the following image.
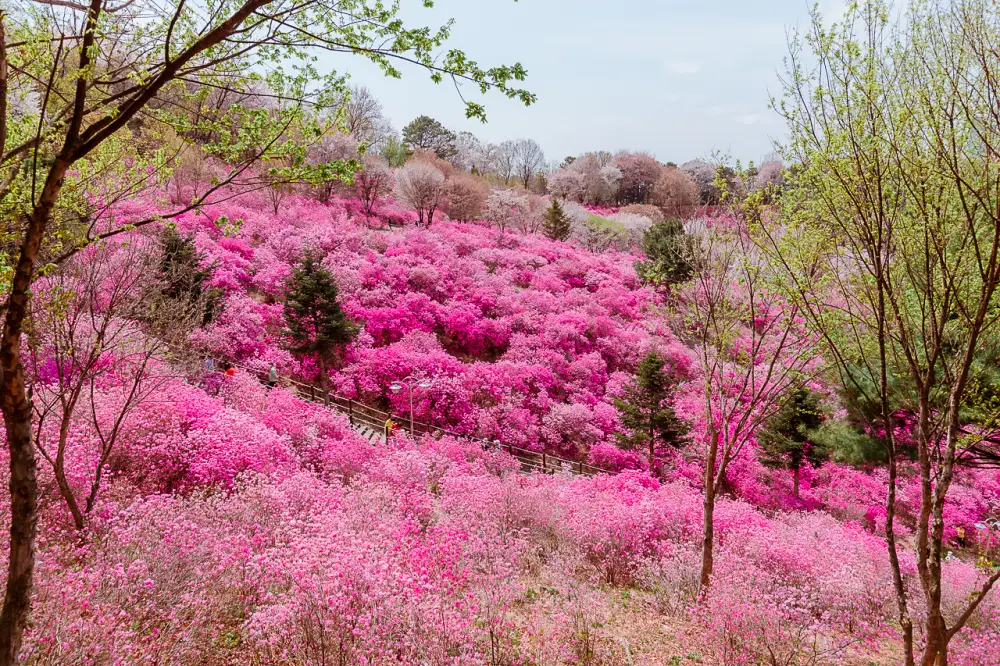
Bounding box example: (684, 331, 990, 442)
(267, 364, 279, 388)
(384, 417, 395, 441)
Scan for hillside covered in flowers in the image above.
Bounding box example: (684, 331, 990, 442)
(4, 0, 1000, 665)
(5, 184, 994, 665)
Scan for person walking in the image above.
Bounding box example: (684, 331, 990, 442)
(384, 417, 395, 441)
(267, 364, 279, 388)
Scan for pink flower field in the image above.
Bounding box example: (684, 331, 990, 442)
(5, 1, 1000, 664)
(6, 188, 997, 665)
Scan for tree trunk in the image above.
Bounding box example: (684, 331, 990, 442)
(886, 437, 915, 665)
(55, 414, 85, 530)
(317, 355, 330, 406)
(648, 415, 655, 472)
(699, 426, 719, 591)
(922, 615, 947, 666)
(53, 467, 84, 531)
(0, 401, 36, 666)
(792, 465, 800, 498)
(915, 402, 946, 666)
(0, 156, 70, 666)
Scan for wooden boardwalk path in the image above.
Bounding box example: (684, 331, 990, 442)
(220, 360, 608, 476)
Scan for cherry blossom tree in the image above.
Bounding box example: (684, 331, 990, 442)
(652, 166, 700, 219)
(394, 162, 448, 226)
(613, 152, 661, 205)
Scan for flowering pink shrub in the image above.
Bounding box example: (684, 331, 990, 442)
(166, 190, 669, 458)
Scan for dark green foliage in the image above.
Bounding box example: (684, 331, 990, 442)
(158, 227, 220, 325)
(834, 363, 921, 464)
(614, 351, 689, 464)
(402, 116, 457, 159)
(635, 219, 694, 287)
(812, 420, 886, 466)
(543, 198, 572, 241)
(284, 251, 359, 361)
(757, 388, 828, 495)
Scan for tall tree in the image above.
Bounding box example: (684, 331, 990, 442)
(542, 197, 572, 241)
(394, 161, 447, 226)
(342, 85, 394, 151)
(402, 115, 457, 159)
(613, 152, 661, 205)
(0, 2, 533, 661)
(756, 388, 827, 497)
(354, 155, 393, 217)
(511, 138, 545, 188)
(156, 228, 220, 329)
(493, 140, 517, 184)
(672, 213, 818, 593)
(284, 252, 358, 401)
(27, 241, 173, 531)
(635, 219, 694, 288)
(614, 350, 689, 468)
(760, 1, 1000, 662)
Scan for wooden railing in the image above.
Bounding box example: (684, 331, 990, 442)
(217, 359, 609, 477)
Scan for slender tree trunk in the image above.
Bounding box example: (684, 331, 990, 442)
(54, 415, 85, 530)
(699, 425, 719, 591)
(915, 401, 947, 666)
(648, 416, 655, 472)
(792, 465, 800, 498)
(0, 156, 70, 665)
(886, 436, 914, 664)
(317, 355, 329, 406)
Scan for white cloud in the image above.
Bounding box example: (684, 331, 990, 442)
(665, 59, 702, 75)
(735, 114, 761, 125)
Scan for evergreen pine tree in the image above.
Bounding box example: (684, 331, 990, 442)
(614, 350, 689, 468)
(757, 388, 828, 497)
(634, 219, 694, 287)
(284, 251, 359, 400)
(543, 198, 572, 241)
(157, 228, 220, 326)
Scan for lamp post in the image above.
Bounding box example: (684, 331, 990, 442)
(389, 375, 433, 435)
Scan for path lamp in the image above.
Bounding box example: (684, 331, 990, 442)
(390, 375, 433, 435)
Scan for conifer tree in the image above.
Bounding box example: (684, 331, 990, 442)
(159, 229, 210, 300)
(156, 228, 220, 327)
(757, 388, 827, 497)
(635, 219, 694, 287)
(614, 350, 689, 468)
(543, 198, 572, 241)
(284, 251, 359, 400)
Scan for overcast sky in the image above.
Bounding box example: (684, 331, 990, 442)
(329, 0, 848, 165)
